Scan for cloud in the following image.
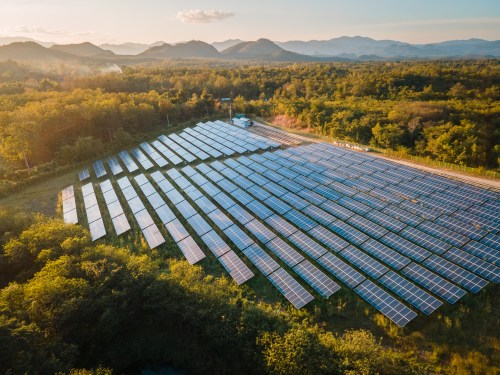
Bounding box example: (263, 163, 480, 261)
(15, 26, 66, 35)
(176, 9, 234, 24)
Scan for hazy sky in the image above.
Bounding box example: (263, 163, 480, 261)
(1, 0, 499, 44)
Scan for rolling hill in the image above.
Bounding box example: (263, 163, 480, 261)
(221, 38, 315, 61)
(50, 42, 116, 58)
(139, 40, 221, 59)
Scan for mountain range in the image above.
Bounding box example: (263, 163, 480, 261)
(0, 37, 498, 69)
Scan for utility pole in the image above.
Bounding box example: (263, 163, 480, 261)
(221, 98, 232, 123)
(21, 147, 30, 170)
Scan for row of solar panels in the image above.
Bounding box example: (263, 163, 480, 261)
(193, 149, 499, 325)
(186, 157, 438, 326)
(67, 125, 499, 326)
(78, 121, 283, 182)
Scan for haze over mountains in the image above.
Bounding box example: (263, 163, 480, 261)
(0, 36, 498, 68)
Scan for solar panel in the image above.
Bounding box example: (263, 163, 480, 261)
(81, 182, 94, 197)
(201, 230, 231, 257)
(263, 237, 303, 267)
(423, 255, 488, 293)
(245, 201, 274, 220)
(128, 196, 146, 214)
(340, 245, 389, 279)
(213, 192, 236, 210)
(379, 271, 443, 315)
(289, 231, 328, 259)
(284, 210, 317, 231)
(88, 218, 106, 241)
(177, 236, 206, 264)
(142, 224, 165, 249)
(302, 205, 336, 226)
(264, 196, 292, 215)
(165, 219, 190, 243)
(227, 205, 254, 225)
(134, 208, 155, 230)
(85, 204, 102, 224)
(402, 262, 466, 304)
(316, 252, 366, 288)
(207, 209, 233, 231)
(223, 225, 254, 251)
(191, 196, 216, 216)
(400, 227, 451, 255)
(264, 215, 298, 237)
(121, 186, 138, 201)
(63, 208, 78, 224)
(176, 200, 197, 220)
(83, 193, 98, 209)
(293, 260, 340, 298)
(443, 247, 500, 282)
(111, 213, 131, 235)
(117, 176, 132, 190)
(107, 200, 124, 218)
(320, 200, 355, 220)
(218, 250, 254, 285)
(310, 225, 350, 252)
(187, 214, 212, 237)
(79, 169, 90, 181)
(93, 160, 107, 178)
(481, 234, 500, 251)
(106, 157, 123, 176)
(328, 220, 369, 245)
(355, 280, 417, 327)
(462, 241, 500, 266)
(245, 219, 277, 244)
(267, 268, 314, 309)
(417, 221, 469, 248)
(347, 215, 388, 239)
(243, 244, 280, 275)
(230, 189, 253, 206)
(359, 239, 411, 270)
(184, 185, 204, 201)
(62, 195, 76, 213)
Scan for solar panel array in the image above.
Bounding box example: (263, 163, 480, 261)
(66, 120, 500, 326)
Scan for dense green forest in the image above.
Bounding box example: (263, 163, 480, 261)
(0, 59, 499, 196)
(0, 210, 498, 374)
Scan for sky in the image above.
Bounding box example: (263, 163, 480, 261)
(0, 0, 499, 45)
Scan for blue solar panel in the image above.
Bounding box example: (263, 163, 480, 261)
(245, 219, 277, 244)
(201, 230, 231, 257)
(340, 245, 389, 279)
(309, 225, 349, 252)
(316, 252, 366, 288)
(218, 250, 254, 285)
(355, 280, 417, 327)
(400, 227, 451, 255)
(289, 231, 328, 259)
(379, 271, 442, 315)
(243, 244, 280, 275)
(293, 260, 340, 298)
(443, 247, 500, 282)
(359, 239, 411, 270)
(266, 237, 304, 267)
(223, 225, 254, 251)
(462, 241, 500, 266)
(227, 205, 254, 225)
(207, 209, 233, 231)
(267, 268, 314, 309)
(423, 255, 488, 293)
